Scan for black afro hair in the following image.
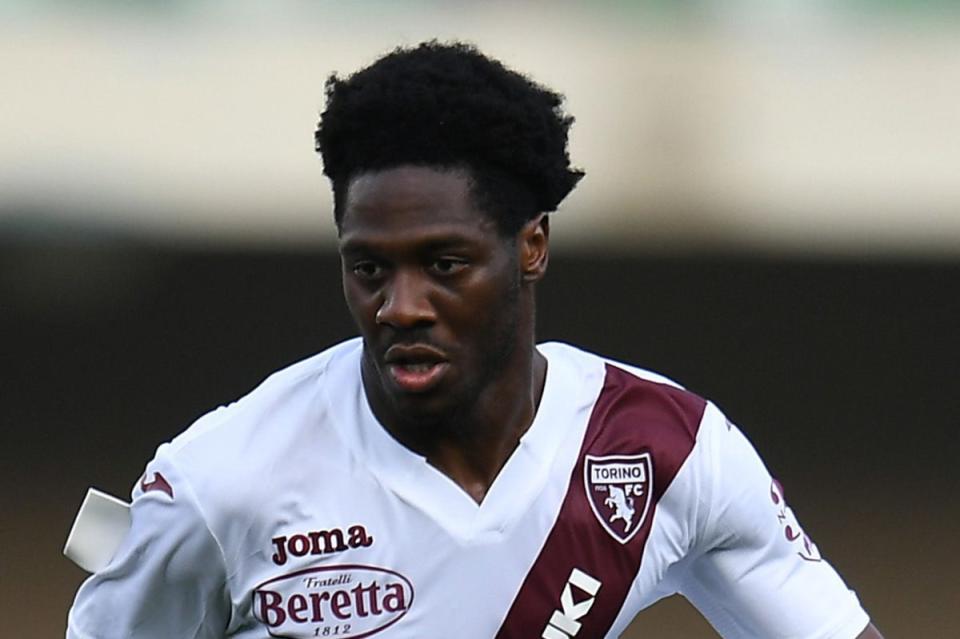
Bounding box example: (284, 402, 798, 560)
(315, 41, 583, 234)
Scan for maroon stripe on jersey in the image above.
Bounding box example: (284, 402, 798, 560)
(495, 364, 706, 638)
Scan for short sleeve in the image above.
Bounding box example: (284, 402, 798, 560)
(66, 446, 231, 639)
(678, 405, 871, 639)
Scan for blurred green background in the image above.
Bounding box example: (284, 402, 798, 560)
(2, 2, 958, 636)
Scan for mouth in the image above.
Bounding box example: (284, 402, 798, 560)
(383, 344, 450, 394)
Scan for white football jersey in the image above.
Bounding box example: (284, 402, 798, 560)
(67, 339, 870, 638)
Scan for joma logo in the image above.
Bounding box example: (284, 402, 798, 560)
(541, 568, 602, 639)
(271, 525, 373, 566)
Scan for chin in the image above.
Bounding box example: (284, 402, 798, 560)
(385, 388, 469, 430)
(389, 394, 453, 425)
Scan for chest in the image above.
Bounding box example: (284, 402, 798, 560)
(221, 459, 687, 638)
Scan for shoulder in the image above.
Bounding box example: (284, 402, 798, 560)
(170, 339, 359, 452)
(598, 356, 707, 443)
(541, 342, 708, 447)
(540, 343, 715, 518)
(144, 338, 362, 500)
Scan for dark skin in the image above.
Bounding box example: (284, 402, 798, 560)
(338, 165, 549, 504)
(337, 163, 883, 638)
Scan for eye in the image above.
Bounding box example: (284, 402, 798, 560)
(351, 261, 384, 279)
(430, 257, 468, 275)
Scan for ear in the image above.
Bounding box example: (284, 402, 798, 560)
(518, 214, 549, 283)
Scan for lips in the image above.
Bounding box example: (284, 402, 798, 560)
(383, 344, 450, 393)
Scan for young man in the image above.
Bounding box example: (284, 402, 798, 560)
(67, 42, 882, 638)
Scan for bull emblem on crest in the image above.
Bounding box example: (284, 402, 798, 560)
(604, 485, 636, 530)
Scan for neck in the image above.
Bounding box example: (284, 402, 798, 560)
(422, 346, 548, 503)
(365, 339, 548, 505)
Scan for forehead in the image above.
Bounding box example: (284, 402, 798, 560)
(339, 166, 497, 247)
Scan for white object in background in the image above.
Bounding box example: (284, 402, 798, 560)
(63, 487, 132, 573)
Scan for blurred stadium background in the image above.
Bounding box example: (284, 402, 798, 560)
(2, 1, 958, 636)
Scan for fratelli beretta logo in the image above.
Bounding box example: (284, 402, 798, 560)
(253, 564, 414, 638)
(584, 453, 653, 544)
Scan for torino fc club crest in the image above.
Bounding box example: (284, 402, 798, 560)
(584, 453, 653, 544)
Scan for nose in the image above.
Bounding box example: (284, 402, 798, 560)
(376, 268, 436, 328)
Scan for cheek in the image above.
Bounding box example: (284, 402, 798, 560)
(455, 276, 517, 331)
(342, 279, 376, 329)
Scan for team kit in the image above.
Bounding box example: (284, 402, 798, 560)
(67, 339, 868, 637)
